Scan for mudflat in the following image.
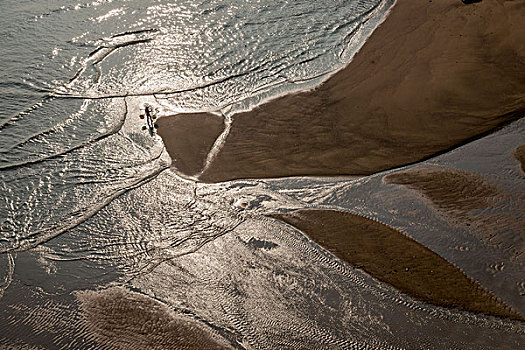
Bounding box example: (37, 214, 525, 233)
(157, 113, 224, 177)
(271, 209, 523, 320)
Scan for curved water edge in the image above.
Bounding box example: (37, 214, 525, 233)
(0, 96, 172, 253)
(45, 0, 396, 117)
(1, 0, 398, 252)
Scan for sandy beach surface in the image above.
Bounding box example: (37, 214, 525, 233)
(78, 287, 233, 349)
(4, 0, 525, 347)
(271, 209, 522, 320)
(155, 0, 525, 320)
(158, 0, 525, 182)
(156, 0, 525, 326)
(157, 113, 224, 177)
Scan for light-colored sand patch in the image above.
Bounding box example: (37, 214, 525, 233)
(77, 287, 233, 350)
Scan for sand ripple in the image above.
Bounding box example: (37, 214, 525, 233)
(385, 168, 525, 263)
(385, 168, 497, 216)
(77, 287, 233, 350)
(272, 209, 522, 320)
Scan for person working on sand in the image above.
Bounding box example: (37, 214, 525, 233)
(140, 104, 158, 134)
(145, 104, 154, 130)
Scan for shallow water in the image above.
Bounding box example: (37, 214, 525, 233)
(1, 0, 392, 251)
(1, 0, 524, 348)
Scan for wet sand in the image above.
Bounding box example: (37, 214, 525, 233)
(384, 168, 497, 218)
(158, 0, 525, 182)
(77, 287, 233, 349)
(156, 113, 224, 176)
(385, 167, 525, 263)
(271, 209, 523, 320)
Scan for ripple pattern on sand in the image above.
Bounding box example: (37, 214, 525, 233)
(384, 167, 525, 264)
(271, 209, 521, 320)
(77, 287, 234, 350)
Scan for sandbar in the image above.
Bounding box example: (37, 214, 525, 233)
(157, 113, 224, 176)
(159, 0, 525, 183)
(77, 287, 233, 349)
(271, 209, 523, 320)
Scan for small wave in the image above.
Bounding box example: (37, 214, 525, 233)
(0, 98, 127, 171)
(1, 149, 169, 254)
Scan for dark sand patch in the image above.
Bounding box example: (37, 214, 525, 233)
(385, 167, 525, 263)
(515, 145, 525, 173)
(77, 287, 233, 350)
(384, 168, 497, 217)
(159, 0, 525, 183)
(271, 209, 522, 320)
(156, 113, 224, 176)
